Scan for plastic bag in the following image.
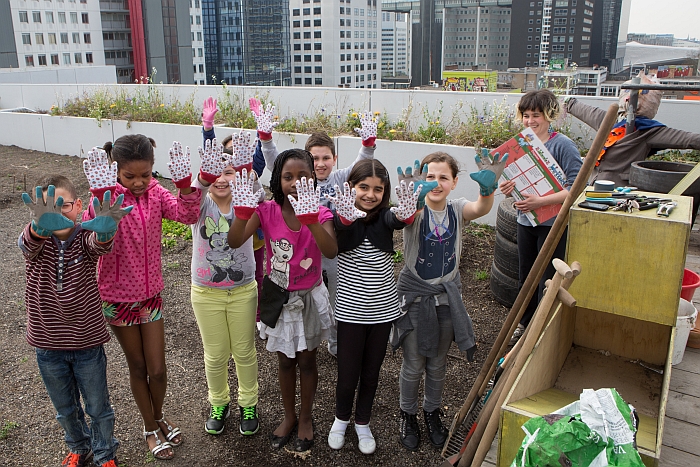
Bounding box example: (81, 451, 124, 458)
(510, 388, 645, 467)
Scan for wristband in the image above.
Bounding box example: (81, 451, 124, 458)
(30, 221, 52, 238)
(338, 215, 354, 226)
(173, 175, 192, 189)
(401, 213, 416, 225)
(296, 212, 319, 225)
(257, 131, 272, 141)
(90, 186, 115, 200)
(95, 230, 117, 243)
(234, 205, 255, 220)
(234, 163, 253, 174)
(199, 169, 219, 185)
(362, 136, 376, 147)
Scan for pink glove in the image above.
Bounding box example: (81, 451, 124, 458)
(229, 168, 264, 220)
(167, 141, 192, 189)
(198, 138, 226, 184)
(249, 97, 278, 141)
(202, 97, 218, 129)
(287, 177, 320, 225)
(83, 147, 117, 199)
(355, 111, 378, 147)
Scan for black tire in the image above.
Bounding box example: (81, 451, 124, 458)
(493, 232, 519, 280)
(496, 197, 518, 244)
(490, 261, 519, 308)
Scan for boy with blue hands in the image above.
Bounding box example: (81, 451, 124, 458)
(19, 174, 131, 467)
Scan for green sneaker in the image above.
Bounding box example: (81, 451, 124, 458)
(239, 405, 259, 435)
(205, 403, 230, 435)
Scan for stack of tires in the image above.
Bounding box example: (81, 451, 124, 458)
(490, 198, 519, 307)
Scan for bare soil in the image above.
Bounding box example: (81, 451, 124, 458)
(0, 145, 509, 467)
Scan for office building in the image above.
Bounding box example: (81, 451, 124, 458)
(381, 11, 410, 80)
(2, 0, 105, 70)
(591, 0, 630, 74)
(289, 0, 380, 88)
(191, 0, 206, 85)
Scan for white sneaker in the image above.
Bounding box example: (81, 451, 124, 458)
(355, 423, 376, 455)
(509, 324, 525, 345)
(328, 417, 349, 450)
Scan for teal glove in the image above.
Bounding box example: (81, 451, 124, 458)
(81, 190, 134, 242)
(22, 185, 74, 238)
(469, 149, 508, 196)
(397, 160, 438, 209)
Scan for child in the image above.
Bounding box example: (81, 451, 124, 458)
(19, 175, 131, 467)
(500, 89, 582, 344)
(251, 99, 377, 356)
(190, 132, 262, 436)
(392, 150, 506, 451)
(202, 96, 267, 330)
(228, 149, 337, 452)
(82, 135, 206, 460)
(326, 160, 421, 455)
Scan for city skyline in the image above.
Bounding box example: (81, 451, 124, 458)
(628, 0, 699, 39)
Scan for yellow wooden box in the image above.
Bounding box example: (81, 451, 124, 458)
(567, 191, 692, 326)
(498, 304, 676, 467)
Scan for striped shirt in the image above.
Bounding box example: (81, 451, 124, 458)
(335, 238, 401, 324)
(18, 224, 112, 350)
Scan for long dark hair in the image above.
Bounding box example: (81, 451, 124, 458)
(347, 159, 391, 223)
(269, 148, 315, 206)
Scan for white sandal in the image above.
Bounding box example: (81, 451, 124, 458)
(156, 412, 182, 446)
(143, 427, 173, 460)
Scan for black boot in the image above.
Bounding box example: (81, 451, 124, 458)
(399, 409, 421, 451)
(423, 408, 448, 448)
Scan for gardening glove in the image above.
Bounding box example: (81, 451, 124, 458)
(81, 190, 133, 242)
(22, 185, 74, 238)
(249, 97, 278, 141)
(327, 182, 366, 225)
(230, 130, 258, 174)
(83, 147, 117, 199)
(469, 148, 507, 196)
(354, 111, 378, 147)
(397, 160, 438, 209)
(229, 168, 264, 220)
(201, 96, 218, 130)
(198, 138, 227, 184)
(391, 180, 421, 222)
(167, 141, 192, 189)
(288, 177, 321, 225)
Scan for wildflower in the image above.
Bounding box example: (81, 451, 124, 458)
(126, 98, 132, 104)
(374, 111, 380, 116)
(160, 103, 165, 107)
(389, 129, 397, 133)
(321, 108, 325, 112)
(434, 120, 440, 125)
(352, 112, 358, 118)
(110, 104, 117, 108)
(274, 115, 279, 120)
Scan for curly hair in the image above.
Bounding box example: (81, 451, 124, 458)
(269, 148, 315, 206)
(103, 134, 156, 167)
(516, 89, 560, 123)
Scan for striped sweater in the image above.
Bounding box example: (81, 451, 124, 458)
(18, 224, 112, 350)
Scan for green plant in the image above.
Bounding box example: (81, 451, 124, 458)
(161, 219, 192, 248)
(0, 421, 19, 440)
(415, 104, 448, 144)
(465, 222, 493, 238)
(474, 270, 489, 281)
(392, 250, 404, 263)
(649, 149, 700, 164)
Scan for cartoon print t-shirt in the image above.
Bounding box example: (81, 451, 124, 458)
(256, 201, 333, 291)
(191, 194, 255, 289)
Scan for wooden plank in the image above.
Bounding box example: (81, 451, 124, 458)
(573, 307, 671, 366)
(568, 192, 691, 326)
(665, 392, 700, 424)
(673, 344, 700, 374)
(661, 417, 700, 454)
(659, 446, 700, 467)
(669, 368, 700, 397)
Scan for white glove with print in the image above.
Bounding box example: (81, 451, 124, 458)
(327, 182, 366, 225)
(229, 168, 264, 220)
(198, 138, 227, 184)
(83, 147, 118, 198)
(230, 130, 257, 173)
(288, 177, 321, 225)
(167, 141, 192, 189)
(391, 180, 421, 222)
(354, 111, 378, 147)
(249, 97, 278, 140)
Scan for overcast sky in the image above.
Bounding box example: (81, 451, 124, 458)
(628, 0, 699, 39)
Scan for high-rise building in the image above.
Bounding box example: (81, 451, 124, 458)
(289, 0, 380, 88)
(381, 11, 410, 79)
(2, 0, 105, 70)
(202, 0, 290, 86)
(442, 4, 511, 71)
(100, 0, 194, 84)
(190, 0, 206, 85)
(509, 0, 596, 69)
(591, 0, 630, 74)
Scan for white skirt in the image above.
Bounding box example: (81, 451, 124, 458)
(260, 283, 334, 358)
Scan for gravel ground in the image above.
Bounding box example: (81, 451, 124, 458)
(0, 145, 509, 467)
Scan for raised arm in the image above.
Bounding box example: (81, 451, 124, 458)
(462, 148, 506, 221)
(227, 168, 264, 248)
(250, 97, 280, 171)
(287, 177, 338, 258)
(202, 96, 218, 146)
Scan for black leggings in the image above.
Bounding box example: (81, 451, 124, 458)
(517, 223, 568, 328)
(335, 320, 392, 424)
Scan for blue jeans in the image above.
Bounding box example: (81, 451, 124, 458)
(36, 345, 119, 465)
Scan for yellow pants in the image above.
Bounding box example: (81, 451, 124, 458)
(191, 281, 258, 407)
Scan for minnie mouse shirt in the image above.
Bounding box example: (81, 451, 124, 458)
(256, 201, 333, 291)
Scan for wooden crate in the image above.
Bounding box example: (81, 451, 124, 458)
(498, 304, 675, 467)
(567, 192, 692, 326)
